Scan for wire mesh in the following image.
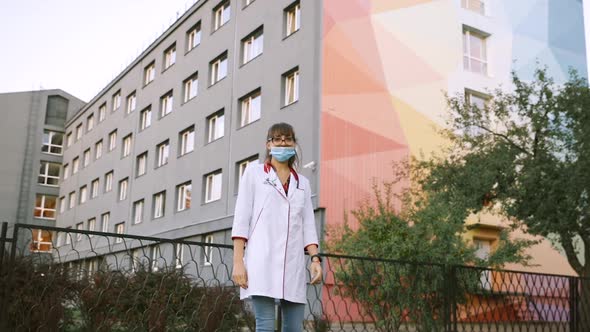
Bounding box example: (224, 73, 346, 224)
(0, 223, 588, 332)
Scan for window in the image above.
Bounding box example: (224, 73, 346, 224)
(59, 196, 66, 213)
(91, 178, 99, 198)
(151, 245, 161, 271)
(240, 89, 261, 127)
(87, 114, 95, 132)
(466, 90, 489, 110)
(30, 229, 52, 253)
(38, 161, 60, 186)
(175, 243, 184, 269)
(164, 43, 176, 70)
(112, 91, 121, 111)
(156, 140, 169, 167)
(210, 52, 228, 85)
(213, 1, 230, 31)
(463, 28, 488, 75)
(34, 194, 57, 219)
(160, 91, 174, 118)
(186, 22, 201, 51)
(179, 126, 195, 156)
(176, 182, 192, 211)
(83, 149, 91, 167)
(183, 72, 198, 102)
(462, 0, 485, 15)
(68, 191, 76, 209)
(98, 103, 107, 122)
(72, 157, 80, 174)
(205, 170, 222, 203)
(236, 155, 258, 190)
(119, 178, 129, 201)
(115, 223, 125, 243)
(285, 2, 301, 37)
(95, 140, 103, 160)
(63, 164, 69, 180)
(76, 123, 83, 141)
(76, 222, 83, 242)
(65, 227, 72, 245)
(122, 134, 132, 158)
(207, 111, 224, 142)
(153, 191, 166, 219)
(242, 27, 263, 64)
(66, 132, 73, 147)
(204, 234, 213, 265)
(105, 171, 113, 192)
(42, 130, 63, 155)
(144, 62, 156, 85)
(79, 185, 88, 204)
(108, 130, 117, 151)
(140, 107, 152, 131)
(284, 68, 299, 105)
(101, 212, 110, 232)
(136, 152, 148, 177)
(133, 200, 144, 224)
(45, 95, 68, 126)
(88, 218, 96, 234)
(474, 238, 493, 289)
(126, 91, 136, 114)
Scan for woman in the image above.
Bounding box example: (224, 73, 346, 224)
(232, 123, 322, 332)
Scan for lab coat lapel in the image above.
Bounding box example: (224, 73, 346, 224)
(266, 166, 287, 198)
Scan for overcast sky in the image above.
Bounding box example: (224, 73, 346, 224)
(1, 0, 589, 102)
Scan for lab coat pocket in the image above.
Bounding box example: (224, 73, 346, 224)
(290, 189, 305, 217)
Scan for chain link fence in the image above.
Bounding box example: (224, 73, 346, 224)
(1, 222, 588, 331)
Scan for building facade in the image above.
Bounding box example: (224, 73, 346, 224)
(0, 90, 85, 251)
(55, 0, 586, 276)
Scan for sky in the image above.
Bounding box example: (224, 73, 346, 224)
(0, 0, 191, 101)
(1, 0, 590, 102)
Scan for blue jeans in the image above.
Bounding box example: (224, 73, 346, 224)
(251, 296, 305, 332)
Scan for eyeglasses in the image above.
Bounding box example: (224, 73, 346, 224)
(267, 136, 295, 144)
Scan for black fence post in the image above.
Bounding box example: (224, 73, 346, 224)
(443, 265, 458, 332)
(570, 276, 579, 332)
(0, 221, 7, 268)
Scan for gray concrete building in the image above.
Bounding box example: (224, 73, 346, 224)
(56, 0, 322, 258)
(0, 90, 85, 250)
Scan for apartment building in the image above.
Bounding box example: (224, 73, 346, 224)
(55, 0, 586, 276)
(0, 90, 85, 251)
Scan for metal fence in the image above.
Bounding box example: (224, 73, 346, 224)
(1, 222, 588, 332)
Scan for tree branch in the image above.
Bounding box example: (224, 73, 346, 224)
(473, 123, 532, 156)
(559, 232, 584, 275)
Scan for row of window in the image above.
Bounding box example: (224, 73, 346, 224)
(59, 231, 215, 270)
(50, 154, 258, 223)
(64, 1, 300, 149)
(61, 65, 297, 182)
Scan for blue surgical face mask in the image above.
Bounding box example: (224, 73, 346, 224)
(270, 147, 296, 162)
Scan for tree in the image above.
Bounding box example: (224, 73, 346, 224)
(421, 67, 590, 328)
(325, 163, 531, 331)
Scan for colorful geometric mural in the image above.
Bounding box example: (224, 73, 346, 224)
(320, 0, 587, 267)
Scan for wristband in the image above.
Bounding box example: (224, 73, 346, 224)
(310, 254, 322, 263)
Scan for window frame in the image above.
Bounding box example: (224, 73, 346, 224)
(179, 126, 195, 156)
(176, 182, 192, 212)
(133, 199, 144, 224)
(105, 171, 114, 193)
(284, 1, 301, 37)
(98, 103, 107, 122)
(38, 161, 60, 187)
(91, 178, 100, 198)
(240, 89, 262, 127)
(160, 90, 174, 118)
(163, 43, 177, 70)
(204, 170, 223, 203)
(213, 1, 231, 31)
(112, 91, 121, 111)
(140, 106, 152, 131)
(136, 151, 148, 177)
(186, 22, 202, 52)
(34, 194, 57, 220)
(119, 178, 129, 201)
(153, 191, 166, 219)
(283, 68, 300, 106)
(156, 140, 170, 168)
(42, 130, 64, 155)
(210, 52, 228, 85)
(122, 134, 133, 158)
(462, 27, 488, 75)
(144, 61, 156, 86)
(241, 26, 263, 64)
(207, 110, 225, 143)
(126, 91, 137, 114)
(108, 130, 118, 151)
(183, 72, 199, 103)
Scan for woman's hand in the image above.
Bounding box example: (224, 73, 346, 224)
(309, 261, 322, 285)
(232, 260, 248, 289)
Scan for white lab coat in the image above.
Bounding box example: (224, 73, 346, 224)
(232, 162, 318, 304)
